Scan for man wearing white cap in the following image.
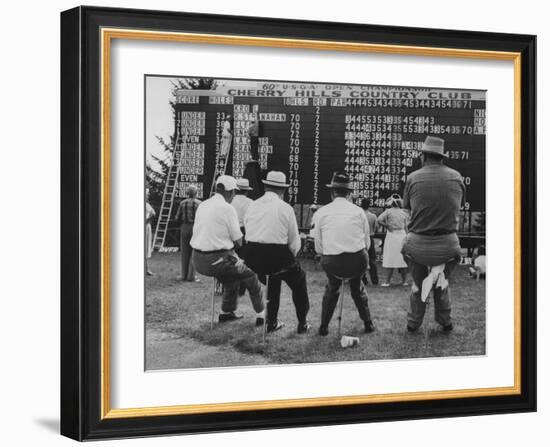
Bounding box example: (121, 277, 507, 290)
(402, 136, 465, 332)
(244, 171, 311, 334)
(191, 175, 264, 323)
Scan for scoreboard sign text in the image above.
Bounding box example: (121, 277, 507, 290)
(173, 81, 486, 211)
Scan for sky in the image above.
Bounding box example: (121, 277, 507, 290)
(145, 76, 257, 171)
(145, 76, 177, 170)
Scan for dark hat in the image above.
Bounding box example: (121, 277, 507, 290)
(326, 171, 353, 190)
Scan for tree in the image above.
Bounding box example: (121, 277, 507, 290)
(146, 78, 218, 243)
(146, 77, 218, 209)
(146, 136, 173, 212)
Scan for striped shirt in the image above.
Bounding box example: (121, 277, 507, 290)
(176, 198, 201, 225)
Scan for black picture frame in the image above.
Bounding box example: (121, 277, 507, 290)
(61, 5, 536, 441)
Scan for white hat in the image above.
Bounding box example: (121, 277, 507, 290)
(236, 178, 253, 191)
(262, 171, 290, 188)
(420, 136, 448, 157)
(216, 175, 238, 191)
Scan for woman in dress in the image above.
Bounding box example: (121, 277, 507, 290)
(377, 193, 408, 287)
(145, 188, 156, 276)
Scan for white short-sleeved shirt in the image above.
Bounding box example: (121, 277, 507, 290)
(190, 193, 242, 251)
(244, 191, 301, 256)
(312, 197, 370, 255)
(231, 194, 253, 227)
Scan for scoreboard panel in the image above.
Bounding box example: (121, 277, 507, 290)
(172, 81, 486, 211)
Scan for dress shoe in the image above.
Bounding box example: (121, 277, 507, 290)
(442, 323, 454, 332)
(407, 324, 418, 333)
(297, 322, 312, 334)
(267, 320, 285, 332)
(364, 320, 375, 333)
(318, 326, 329, 336)
(218, 312, 244, 323)
(255, 317, 264, 327)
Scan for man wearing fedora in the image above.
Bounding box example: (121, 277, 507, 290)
(191, 175, 264, 324)
(402, 136, 465, 332)
(243, 171, 311, 334)
(312, 171, 376, 336)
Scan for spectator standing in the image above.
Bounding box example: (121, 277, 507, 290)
(175, 185, 201, 281)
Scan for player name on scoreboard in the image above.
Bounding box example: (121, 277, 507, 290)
(172, 81, 486, 211)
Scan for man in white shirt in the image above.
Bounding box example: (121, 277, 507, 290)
(244, 171, 310, 334)
(231, 178, 254, 233)
(191, 175, 264, 324)
(312, 172, 375, 336)
(232, 178, 254, 296)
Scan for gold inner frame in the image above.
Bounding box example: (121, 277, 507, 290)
(100, 27, 522, 419)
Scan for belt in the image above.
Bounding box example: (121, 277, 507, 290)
(193, 248, 231, 254)
(415, 230, 456, 236)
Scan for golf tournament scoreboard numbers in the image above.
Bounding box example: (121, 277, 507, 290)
(173, 82, 486, 211)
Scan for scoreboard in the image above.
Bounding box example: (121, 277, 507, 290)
(172, 81, 486, 211)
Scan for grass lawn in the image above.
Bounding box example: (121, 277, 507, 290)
(145, 252, 485, 370)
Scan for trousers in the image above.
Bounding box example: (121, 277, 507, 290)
(244, 242, 309, 326)
(319, 250, 372, 328)
(367, 236, 379, 284)
(192, 249, 263, 314)
(179, 224, 195, 280)
(406, 256, 457, 329)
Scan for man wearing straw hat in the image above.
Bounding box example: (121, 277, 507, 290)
(232, 178, 255, 296)
(191, 175, 264, 324)
(244, 171, 311, 334)
(312, 171, 376, 336)
(402, 136, 465, 332)
(231, 178, 254, 236)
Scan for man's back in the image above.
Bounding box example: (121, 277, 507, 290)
(190, 194, 241, 251)
(403, 164, 465, 234)
(364, 209, 377, 234)
(176, 197, 201, 225)
(313, 198, 369, 255)
(244, 191, 300, 255)
(231, 195, 253, 227)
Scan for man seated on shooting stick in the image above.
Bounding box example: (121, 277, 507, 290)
(312, 172, 376, 336)
(402, 136, 465, 332)
(190, 175, 264, 324)
(244, 171, 311, 334)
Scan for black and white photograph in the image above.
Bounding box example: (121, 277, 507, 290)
(145, 76, 487, 370)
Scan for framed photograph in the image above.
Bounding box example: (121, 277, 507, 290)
(61, 6, 536, 441)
